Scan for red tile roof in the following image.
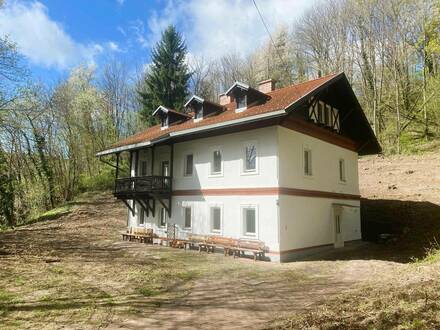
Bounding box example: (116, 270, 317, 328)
(106, 73, 339, 150)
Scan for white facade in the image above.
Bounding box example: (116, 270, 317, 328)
(127, 125, 362, 262)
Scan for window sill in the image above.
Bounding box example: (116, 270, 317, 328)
(241, 170, 258, 176)
(208, 173, 223, 178)
(241, 234, 258, 239)
(338, 180, 347, 185)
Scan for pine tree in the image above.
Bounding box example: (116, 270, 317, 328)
(139, 25, 191, 126)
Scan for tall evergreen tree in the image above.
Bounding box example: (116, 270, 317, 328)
(139, 25, 191, 126)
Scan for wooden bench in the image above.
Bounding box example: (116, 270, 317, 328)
(121, 228, 154, 243)
(230, 239, 267, 261)
(205, 236, 238, 255)
(186, 234, 210, 252)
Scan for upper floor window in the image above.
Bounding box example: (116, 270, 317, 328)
(236, 94, 247, 110)
(244, 144, 257, 172)
(140, 160, 147, 176)
(211, 149, 222, 175)
(304, 148, 312, 176)
(184, 154, 193, 177)
(339, 159, 346, 182)
(184, 207, 192, 229)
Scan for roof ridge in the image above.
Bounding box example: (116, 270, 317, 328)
(267, 72, 340, 95)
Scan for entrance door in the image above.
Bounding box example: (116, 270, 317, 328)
(334, 214, 344, 248)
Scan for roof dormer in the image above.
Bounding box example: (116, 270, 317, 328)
(225, 81, 271, 113)
(184, 95, 225, 122)
(153, 105, 192, 130)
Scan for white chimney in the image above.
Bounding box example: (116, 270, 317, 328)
(258, 79, 276, 93)
(219, 93, 231, 105)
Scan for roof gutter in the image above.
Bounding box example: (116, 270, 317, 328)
(96, 109, 286, 156)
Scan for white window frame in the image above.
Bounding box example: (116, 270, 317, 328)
(209, 147, 223, 177)
(183, 153, 194, 177)
(241, 204, 258, 238)
(235, 94, 247, 113)
(139, 205, 145, 225)
(209, 204, 223, 234)
(158, 207, 167, 228)
(303, 146, 313, 177)
(339, 158, 346, 183)
(183, 206, 192, 230)
(241, 141, 258, 175)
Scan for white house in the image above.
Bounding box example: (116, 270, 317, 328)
(97, 72, 381, 262)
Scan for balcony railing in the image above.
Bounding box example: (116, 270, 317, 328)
(114, 176, 171, 197)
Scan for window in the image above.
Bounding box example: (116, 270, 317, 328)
(161, 115, 168, 128)
(159, 208, 167, 227)
(243, 207, 257, 236)
(339, 159, 346, 182)
(184, 154, 193, 177)
(195, 105, 203, 119)
(139, 207, 145, 225)
(335, 215, 341, 234)
(244, 144, 257, 172)
(140, 160, 147, 176)
(211, 150, 222, 175)
(236, 94, 247, 109)
(211, 206, 221, 233)
(304, 149, 312, 176)
(184, 207, 192, 229)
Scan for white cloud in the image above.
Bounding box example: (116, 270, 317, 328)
(0, 1, 106, 69)
(139, 0, 314, 60)
(107, 41, 121, 52)
(116, 0, 125, 5)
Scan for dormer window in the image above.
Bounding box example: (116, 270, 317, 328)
(225, 81, 270, 114)
(236, 94, 247, 111)
(161, 114, 169, 128)
(184, 95, 224, 121)
(153, 105, 192, 130)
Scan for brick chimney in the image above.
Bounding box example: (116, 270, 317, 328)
(219, 93, 231, 105)
(258, 79, 276, 93)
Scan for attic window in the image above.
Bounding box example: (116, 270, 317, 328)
(194, 104, 203, 120)
(236, 94, 247, 110)
(161, 115, 169, 128)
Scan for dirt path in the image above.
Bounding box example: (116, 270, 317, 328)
(0, 192, 401, 330)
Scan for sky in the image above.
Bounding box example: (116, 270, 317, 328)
(0, 0, 315, 85)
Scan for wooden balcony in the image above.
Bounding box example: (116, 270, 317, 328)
(113, 175, 172, 198)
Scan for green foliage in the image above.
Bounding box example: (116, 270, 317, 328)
(139, 25, 191, 125)
(0, 146, 14, 227)
(78, 167, 115, 193)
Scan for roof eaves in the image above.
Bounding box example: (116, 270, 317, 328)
(225, 81, 249, 95)
(184, 95, 204, 107)
(152, 105, 169, 116)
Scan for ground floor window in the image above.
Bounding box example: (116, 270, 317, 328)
(184, 207, 192, 229)
(139, 207, 145, 225)
(335, 215, 341, 234)
(210, 206, 222, 233)
(242, 206, 257, 237)
(159, 208, 167, 227)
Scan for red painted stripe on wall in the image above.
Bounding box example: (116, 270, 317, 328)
(172, 187, 361, 200)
